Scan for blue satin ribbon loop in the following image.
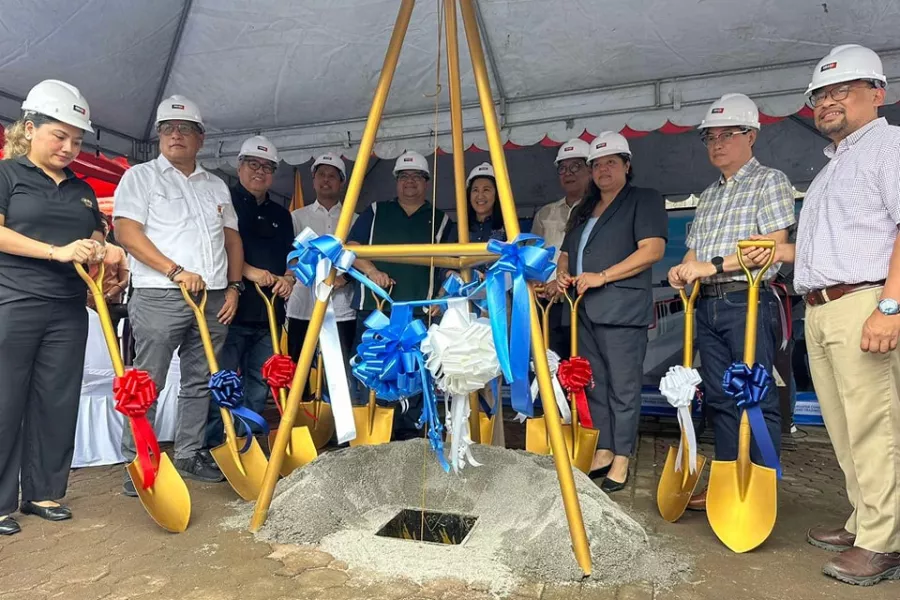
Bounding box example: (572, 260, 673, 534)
(475, 233, 555, 417)
(723, 362, 782, 478)
(208, 369, 269, 453)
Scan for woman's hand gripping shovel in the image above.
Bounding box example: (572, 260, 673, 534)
(706, 239, 780, 552)
(180, 286, 268, 501)
(256, 284, 317, 476)
(350, 286, 396, 446)
(75, 263, 190, 532)
(656, 282, 707, 522)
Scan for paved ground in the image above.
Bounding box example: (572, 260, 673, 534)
(1, 421, 897, 600)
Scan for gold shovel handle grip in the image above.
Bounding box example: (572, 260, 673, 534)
(679, 283, 700, 368)
(76, 263, 125, 376)
(371, 283, 394, 312)
(255, 283, 283, 355)
(736, 239, 777, 287)
(178, 286, 219, 372)
(735, 239, 776, 366)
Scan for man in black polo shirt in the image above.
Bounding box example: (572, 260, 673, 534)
(347, 150, 455, 438)
(207, 136, 294, 446)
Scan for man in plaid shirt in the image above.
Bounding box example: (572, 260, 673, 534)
(667, 93, 796, 511)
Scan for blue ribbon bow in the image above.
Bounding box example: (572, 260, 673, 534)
(208, 370, 269, 453)
(723, 362, 782, 478)
(476, 233, 555, 416)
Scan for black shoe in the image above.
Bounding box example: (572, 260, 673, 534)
(599, 474, 629, 494)
(588, 463, 612, 480)
(123, 474, 138, 498)
(199, 449, 221, 471)
(175, 454, 226, 482)
(20, 501, 72, 522)
(0, 516, 21, 535)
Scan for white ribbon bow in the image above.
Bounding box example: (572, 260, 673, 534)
(659, 365, 702, 474)
(515, 349, 571, 425)
(293, 227, 357, 444)
(421, 298, 500, 472)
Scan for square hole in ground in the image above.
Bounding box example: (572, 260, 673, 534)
(376, 509, 477, 546)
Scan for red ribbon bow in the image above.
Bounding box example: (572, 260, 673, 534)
(113, 369, 161, 490)
(262, 354, 296, 415)
(557, 356, 594, 429)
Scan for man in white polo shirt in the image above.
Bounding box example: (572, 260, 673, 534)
(113, 95, 244, 496)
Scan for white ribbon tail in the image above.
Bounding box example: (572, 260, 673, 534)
(551, 375, 572, 425)
(674, 405, 698, 474)
(315, 269, 356, 444)
(447, 393, 481, 473)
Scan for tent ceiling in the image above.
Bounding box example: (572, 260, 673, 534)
(2, 1, 900, 164)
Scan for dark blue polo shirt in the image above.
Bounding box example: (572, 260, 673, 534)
(0, 156, 102, 302)
(230, 183, 294, 326)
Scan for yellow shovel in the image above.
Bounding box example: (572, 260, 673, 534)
(350, 288, 395, 446)
(180, 286, 268, 501)
(255, 284, 317, 476)
(706, 239, 778, 553)
(76, 263, 190, 532)
(656, 282, 707, 522)
(525, 290, 555, 455)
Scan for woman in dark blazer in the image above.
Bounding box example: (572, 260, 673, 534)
(557, 132, 667, 493)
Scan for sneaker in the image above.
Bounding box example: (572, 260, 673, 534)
(174, 454, 226, 483)
(123, 474, 138, 497)
(198, 449, 221, 471)
(791, 422, 798, 434)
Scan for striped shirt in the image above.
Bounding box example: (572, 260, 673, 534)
(795, 118, 900, 294)
(686, 157, 796, 283)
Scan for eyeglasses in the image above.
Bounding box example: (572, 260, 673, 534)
(557, 161, 586, 175)
(700, 129, 750, 147)
(397, 171, 426, 182)
(808, 82, 875, 108)
(243, 159, 275, 174)
(157, 122, 201, 137)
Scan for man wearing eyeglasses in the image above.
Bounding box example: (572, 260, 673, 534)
(113, 95, 244, 495)
(531, 138, 592, 359)
(667, 93, 795, 512)
(743, 45, 900, 586)
(205, 136, 294, 447)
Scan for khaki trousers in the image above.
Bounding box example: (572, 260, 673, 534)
(805, 287, 900, 553)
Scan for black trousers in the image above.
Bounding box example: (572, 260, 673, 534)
(287, 317, 357, 365)
(546, 301, 571, 360)
(0, 296, 87, 515)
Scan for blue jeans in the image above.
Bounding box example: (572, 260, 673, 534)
(695, 289, 782, 462)
(206, 324, 272, 447)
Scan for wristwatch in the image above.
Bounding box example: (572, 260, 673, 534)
(227, 281, 245, 294)
(711, 256, 725, 275)
(877, 298, 900, 316)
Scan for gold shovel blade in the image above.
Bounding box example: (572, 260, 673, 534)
(294, 401, 335, 449)
(707, 458, 777, 553)
(349, 404, 394, 446)
(525, 418, 596, 474)
(656, 447, 708, 523)
(525, 417, 551, 455)
(478, 411, 496, 446)
(267, 426, 318, 477)
(126, 453, 191, 533)
(210, 436, 269, 502)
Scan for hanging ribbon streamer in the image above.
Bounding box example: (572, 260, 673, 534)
(659, 365, 702, 474)
(517, 349, 571, 424)
(208, 370, 268, 453)
(422, 298, 501, 472)
(261, 354, 296, 414)
(474, 234, 555, 417)
(558, 356, 594, 428)
(113, 369, 160, 490)
(723, 362, 782, 478)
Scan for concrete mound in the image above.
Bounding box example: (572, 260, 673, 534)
(237, 440, 688, 595)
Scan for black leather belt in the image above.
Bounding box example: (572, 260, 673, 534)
(699, 280, 767, 299)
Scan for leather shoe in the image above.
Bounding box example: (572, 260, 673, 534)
(588, 463, 612, 480)
(0, 516, 21, 536)
(807, 525, 856, 552)
(20, 501, 72, 522)
(687, 490, 706, 511)
(822, 546, 900, 586)
(599, 474, 628, 493)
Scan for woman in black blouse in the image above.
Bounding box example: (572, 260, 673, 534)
(0, 80, 105, 535)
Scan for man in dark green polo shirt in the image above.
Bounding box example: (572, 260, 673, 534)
(347, 150, 455, 438)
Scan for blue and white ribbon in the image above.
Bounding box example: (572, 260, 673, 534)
(515, 349, 571, 425)
(659, 365, 702, 474)
(208, 369, 268, 453)
(723, 362, 782, 478)
(472, 234, 555, 417)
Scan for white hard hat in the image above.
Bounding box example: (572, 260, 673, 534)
(392, 151, 430, 179)
(805, 44, 887, 103)
(155, 95, 205, 132)
(587, 132, 631, 163)
(238, 135, 279, 164)
(699, 93, 760, 130)
(311, 152, 347, 180)
(21, 79, 93, 133)
(554, 138, 590, 165)
(466, 162, 495, 186)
